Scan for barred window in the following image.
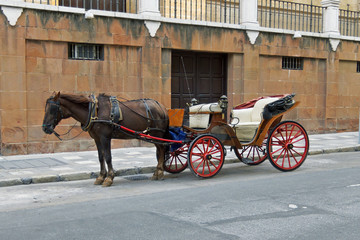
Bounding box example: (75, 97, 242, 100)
(357, 62, 360, 73)
(282, 57, 303, 70)
(68, 43, 104, 60)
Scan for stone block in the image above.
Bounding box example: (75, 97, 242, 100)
(50, 74, 76, 92)
(26, 73, 50, 91)
(0, 92, 27, 110)
(1, 56, 25, 73)
(1, 126, 27, 143)
(0, 109, 27, 127)
(1, 143, 27, 156)
(0, 72, 26, 91)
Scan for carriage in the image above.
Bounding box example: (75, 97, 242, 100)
(43, 92, 309, 186)
(163, 93, 309, 178)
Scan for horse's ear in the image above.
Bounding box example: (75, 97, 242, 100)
(54, 92, 60, 101)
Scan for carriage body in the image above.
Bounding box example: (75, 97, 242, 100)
(164, 94, 309, 178)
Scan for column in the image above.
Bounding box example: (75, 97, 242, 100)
(321, 0, 341, 51)
(240, 0, 259, 45)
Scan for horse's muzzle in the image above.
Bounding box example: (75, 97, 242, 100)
(42, 124, 54, 135)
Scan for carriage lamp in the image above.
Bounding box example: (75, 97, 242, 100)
(191, 98, 198, 106)
(219, 95, 228, 120)
(219, 95, 228, 110)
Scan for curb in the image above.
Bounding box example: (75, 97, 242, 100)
(0, 146, 359, 187)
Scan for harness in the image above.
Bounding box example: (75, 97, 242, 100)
(46, 94, 168, 143)
(81, 94, 98, 131)
(110, 96, 123, 124)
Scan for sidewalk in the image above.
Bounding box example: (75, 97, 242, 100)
(0, 132, 359, 187)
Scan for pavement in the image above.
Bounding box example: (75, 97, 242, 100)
(0, 131, 359, 187)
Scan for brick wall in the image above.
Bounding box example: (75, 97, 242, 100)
(0, 8, 359, 155)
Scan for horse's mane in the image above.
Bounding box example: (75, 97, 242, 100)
(60, 93, 90, 105)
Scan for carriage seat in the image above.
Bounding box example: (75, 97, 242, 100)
(189, 103, 222, 129)
(230, 97, 279, 141)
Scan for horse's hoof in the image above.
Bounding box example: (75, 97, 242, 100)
(102, 177, 113, 187)
(94, 177, 105, 185)
(151, 170, 164, 180)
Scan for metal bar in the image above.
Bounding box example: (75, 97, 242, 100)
(190, 0, 192, 20)
(310, 0, 313, 32)
(265, 0, 268, 27)
(269, 0, 272, 28)
(196, 0, 197, 21)
(174, 0, 177, 18)
(224, 0, 227, 23)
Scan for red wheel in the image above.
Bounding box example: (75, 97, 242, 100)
(164, 144, 189, 173)
(267, 121, 309, 171)
(233, 131, 268, 165)
(187, 134, 225, 178)
(234, 145, 267, 165)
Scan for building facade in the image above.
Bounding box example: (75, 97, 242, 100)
(0, 0, 359, 155)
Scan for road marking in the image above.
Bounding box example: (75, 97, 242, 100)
(289, 204, 298, 209)
(347, 184, 360, 188)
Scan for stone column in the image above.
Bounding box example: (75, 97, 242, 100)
(322, 0, 340, 35)
(240, 0, 259, 45)
(138, 0, 161, 17)
(321, 0, 340, 51)
(240, 0, 259, 28)
(139, 0, 161, 37)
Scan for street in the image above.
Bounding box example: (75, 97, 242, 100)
(0, 151, 360, 240)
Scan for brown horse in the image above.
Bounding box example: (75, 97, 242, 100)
(42, 92, 169, 186)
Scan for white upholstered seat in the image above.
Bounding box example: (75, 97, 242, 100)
(230, 98, 279, 141)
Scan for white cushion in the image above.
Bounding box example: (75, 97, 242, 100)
(189, 114, 210, 129)
(230, 108, 252, 124)
(251, 98, 279, 122)
(189, 103, 222, 113)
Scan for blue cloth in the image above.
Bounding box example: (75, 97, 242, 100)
(169, 127, 187, 152)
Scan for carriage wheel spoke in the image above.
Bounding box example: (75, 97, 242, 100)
(268, 121, 309, 172)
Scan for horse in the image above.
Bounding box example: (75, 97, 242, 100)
(42, 92, 170, 187)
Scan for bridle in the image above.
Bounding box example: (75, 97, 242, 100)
(42, 97, 64, 140)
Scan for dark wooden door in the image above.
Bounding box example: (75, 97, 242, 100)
(171, 51, 227, 109)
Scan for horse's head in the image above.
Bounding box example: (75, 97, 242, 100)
(42, 92, 63, 135)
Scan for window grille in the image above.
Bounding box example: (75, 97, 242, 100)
(357, 62, 360, 73)
(282, 57, 303, 70)
(68, 43, 104, 60)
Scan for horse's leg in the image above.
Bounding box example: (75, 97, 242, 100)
(102, 137, 115, 187)
(152, 144, 165, 180)
(94, 139, 107, 185)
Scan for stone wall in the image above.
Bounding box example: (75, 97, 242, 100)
(0, 7, 359, 155)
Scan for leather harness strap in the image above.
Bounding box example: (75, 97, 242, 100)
(81, 94, 98, 131)
(110, 96, 122, 124)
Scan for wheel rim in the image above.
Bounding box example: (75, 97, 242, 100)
(268, 122, 309, 171)
(188, 135, 224, 178)
(240, 145, 267, 165)
(234, 132, 268, 165)
(164, 144, 189, 173)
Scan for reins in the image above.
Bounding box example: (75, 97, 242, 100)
(52, 122, 85, 141)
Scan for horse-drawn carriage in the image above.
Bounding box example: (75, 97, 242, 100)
(43, 92, 309, 186)
(164, 93, 309, 178)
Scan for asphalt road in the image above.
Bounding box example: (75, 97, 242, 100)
(0, 151, 360, 240)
